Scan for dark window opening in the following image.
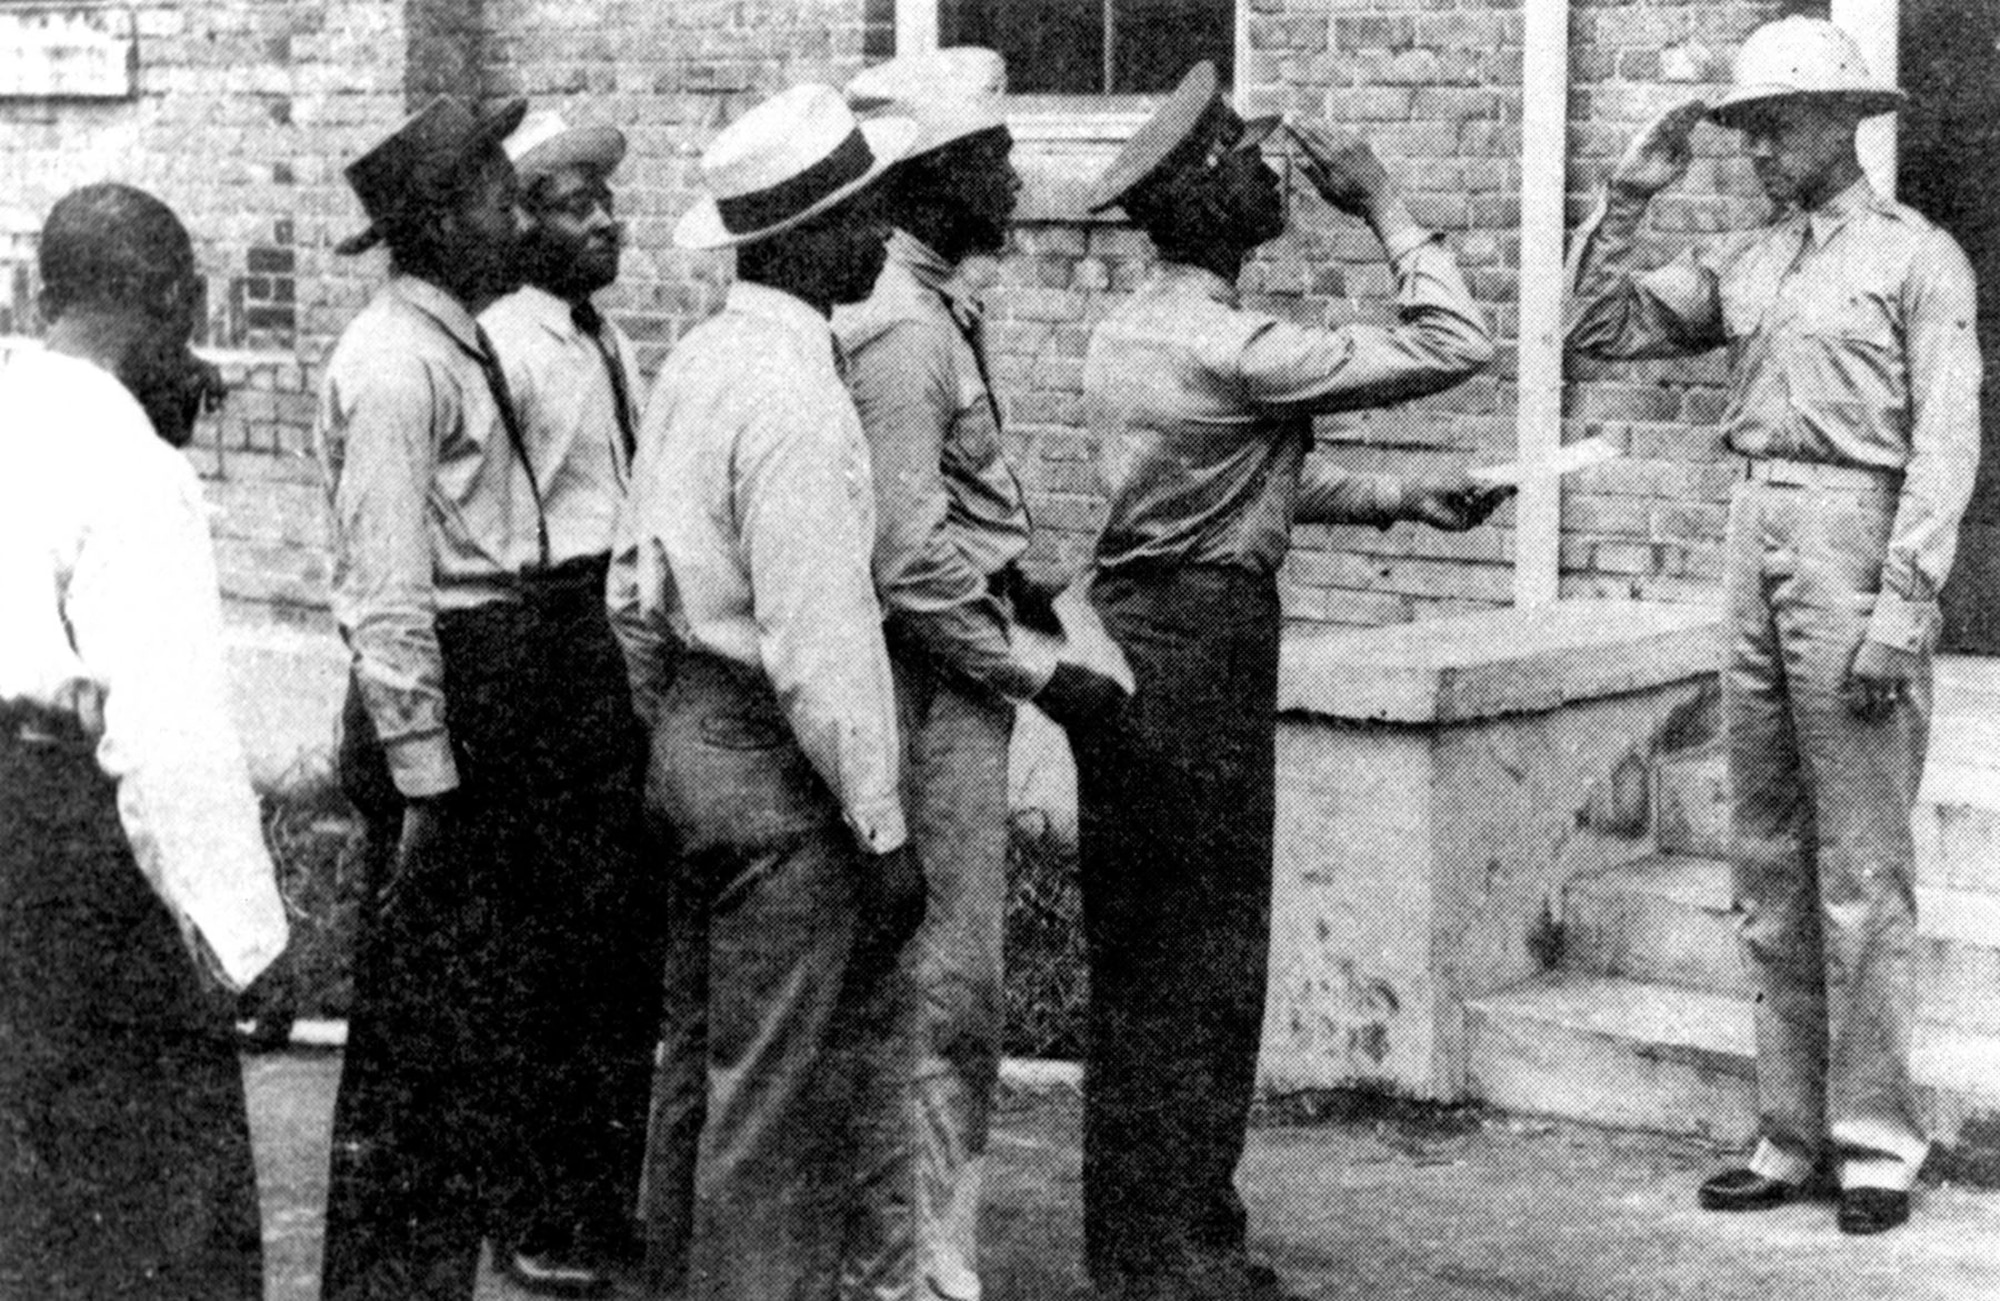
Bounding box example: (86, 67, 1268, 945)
(940, 0, 1232, 96)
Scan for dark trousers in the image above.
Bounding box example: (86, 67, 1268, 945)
(1075, 567, 1281, 1287)
(322, 570, 664, 1300)
(0, 722, 263, 1301)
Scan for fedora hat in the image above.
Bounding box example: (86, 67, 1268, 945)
(1085, 61, 1278, 214)
(845, 47, 1008, 158)
(505, 109, 628, 181)
(675, 83, 917, 251)
(336, 94, 528, 256)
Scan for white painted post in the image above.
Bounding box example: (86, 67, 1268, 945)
(895, 0, 938, 57)
(1513, 0, 1569, 607)
(1833, 0, 1899, 198)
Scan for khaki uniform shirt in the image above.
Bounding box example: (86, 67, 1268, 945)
(1567, 179, 1983, 652)
(1086, 232, 1495, 576)
(834, 230, 1054, 701)
(608, 282, 907, 854)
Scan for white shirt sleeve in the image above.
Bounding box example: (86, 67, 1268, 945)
(68, 436, 290, 991)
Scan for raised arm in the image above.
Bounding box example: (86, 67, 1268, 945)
(1567, 101, 1729, 361)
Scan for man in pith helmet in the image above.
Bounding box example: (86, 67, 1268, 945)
(1569, 14, 1981, 1235)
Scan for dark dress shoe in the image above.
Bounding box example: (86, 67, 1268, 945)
(1698, 1167, 1814, 1212)
(501, 1248, 612, 1298)
(1838, 1188, 1911, 1235)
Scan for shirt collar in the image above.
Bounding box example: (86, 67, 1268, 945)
(726, 281, 837, 369)
(1158, 261, 1241, 310)
(510, 283, 583, 339)
(388, 275, 486, 358)
(1805, 176, 1878, 249)
(887, 228, 984, 329)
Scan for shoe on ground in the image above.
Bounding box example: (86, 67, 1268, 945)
(1838, 1188, 1911, 1235)
(1696, 1166, 1833, 1212)
(501, 1247, 612, 1298)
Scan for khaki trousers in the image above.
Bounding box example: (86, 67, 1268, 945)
(639, 654, 912, 1301)
(1726, 475, 1931, 1192)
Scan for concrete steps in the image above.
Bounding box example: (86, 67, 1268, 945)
(1466, 656, 2000, 1148)
(1560, 854, 2000, 1035)
(1465, 973, 2000, 1147)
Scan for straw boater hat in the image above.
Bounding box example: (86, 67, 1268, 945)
(844, 46, 1008, 159)
(1085, 60, 1279, 214)
(335, 94, 528, 255)
(673, 83, 917, 251)
(503, 109, 628, 181)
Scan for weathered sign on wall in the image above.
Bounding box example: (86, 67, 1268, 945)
(0, 6, 135, 99)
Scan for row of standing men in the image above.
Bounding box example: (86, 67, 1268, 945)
(312, 50, 1505, 1301)
(0, 11, 1974, 1300)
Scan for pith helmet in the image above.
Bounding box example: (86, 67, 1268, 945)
(1709, 15, 1905, 129)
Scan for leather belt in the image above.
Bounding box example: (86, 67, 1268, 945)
(1740, 456, 1901, 493)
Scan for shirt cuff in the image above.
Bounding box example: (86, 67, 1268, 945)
(846, 796, 908, 855)
(1379, 220, 1438, 267)
(1009, 628, 1061, 700)
(1865, 593, 1935, 655)
(386, 731, 461, 798)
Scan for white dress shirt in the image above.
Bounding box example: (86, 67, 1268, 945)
(479, 283, 637, 560)
(0, 346, 288, 990)
(609, 281, 907, 853)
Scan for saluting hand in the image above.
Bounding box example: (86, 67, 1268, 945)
(1612, 100, 1708, 199)
(1400, 471, 1514, 532)
(1287, 123, 1397, 224)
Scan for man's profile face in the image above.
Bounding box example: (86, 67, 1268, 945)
(447, 149, 527, 300)
(522, 162, 623, 298)
(1735, 97, 1859, 209)
(1188, 109, 1288, 250)
(942, 128, 1022, 258)
(794, 194, 892, 306)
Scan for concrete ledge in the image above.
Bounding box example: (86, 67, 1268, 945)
(1279, 600, 1723, 724)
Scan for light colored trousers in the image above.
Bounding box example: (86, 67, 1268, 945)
(638, 653, 914, 1301)
(858, 661, 1013, 1301)
(1726, 474, 1931, 1193)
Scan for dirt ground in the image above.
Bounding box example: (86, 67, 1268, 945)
(247, 1053, 2000, 1301)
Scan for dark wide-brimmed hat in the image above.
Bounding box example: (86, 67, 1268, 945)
(674, 83, 916, 251)
(335, 94, 529, 256)
(1085, 61, 1278, 214)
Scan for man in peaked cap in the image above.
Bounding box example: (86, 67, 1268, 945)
(470, 109, 665, 1292)
(609, 84, 926, 1301)
(834, 48, 1129, 1301)
(1076, 61, 1501, 1301)
(313, 92, 649, 1300)
(1570, 14, 1981, 1235)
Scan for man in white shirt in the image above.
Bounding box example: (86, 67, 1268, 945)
(608, 84, 923, 1301)
(477, 110, 662, 1293)
(0, 182, 289, 1300)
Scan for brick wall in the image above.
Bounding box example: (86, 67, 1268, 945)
(3, 0, 1812, 630)
(0, 0, 488, 627)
